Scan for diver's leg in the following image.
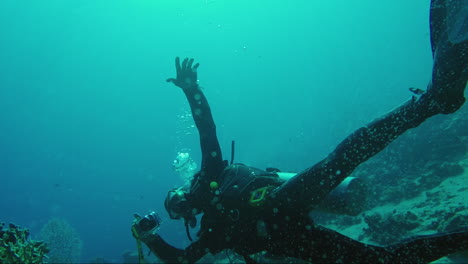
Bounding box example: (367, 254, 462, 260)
(268, 216, 466, 263)
(426, 0, 468, 114)
(271, 96, 439, 210)
(268, 224, 393, 263)
(270, 0, 467, 210)
(386, 228, 468, 263)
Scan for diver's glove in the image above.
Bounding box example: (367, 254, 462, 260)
(166, 57, 200, 92)
(131, 212, 161, 243)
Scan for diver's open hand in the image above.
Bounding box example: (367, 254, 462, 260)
(167, 57, 200, 91)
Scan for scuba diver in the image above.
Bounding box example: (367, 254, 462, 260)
(132, 0, 468, 263)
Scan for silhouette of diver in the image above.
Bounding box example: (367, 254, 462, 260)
(132, 0, 467, 263)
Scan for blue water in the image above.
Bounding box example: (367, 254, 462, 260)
(1, 0, 435, 262)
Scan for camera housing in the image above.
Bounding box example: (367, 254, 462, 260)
(138, 212, 161, 232)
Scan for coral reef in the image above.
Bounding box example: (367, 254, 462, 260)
(360, 211, 420, 245)
(314, 162, 467, 264)
(38, 218, 82, 264)
(0, 222, 49, 264)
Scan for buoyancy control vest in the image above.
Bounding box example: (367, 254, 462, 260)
(212, 164, 285, 211)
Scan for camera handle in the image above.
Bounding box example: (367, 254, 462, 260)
(132, 212, 161, 264)
(131, 224, 147, 264)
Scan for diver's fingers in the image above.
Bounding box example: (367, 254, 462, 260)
(175, 57, 181, 74)
(187, 58, 194, 69)
(193, 63, 200, 72)
(167, 78, 176, 83)
(182, 58, 188, 70)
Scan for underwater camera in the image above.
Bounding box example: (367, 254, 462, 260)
(137, 211, 162, 232)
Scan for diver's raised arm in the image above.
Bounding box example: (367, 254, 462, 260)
(166, 57, 200, 91)
(167, 57, 225, 176)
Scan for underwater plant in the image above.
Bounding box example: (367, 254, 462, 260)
(0, 222, 49, 264)
(38, 218, 82, 264)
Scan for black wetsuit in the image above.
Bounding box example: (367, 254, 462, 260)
(145, 0, 468, 263)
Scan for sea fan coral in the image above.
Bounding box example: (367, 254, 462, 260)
(38, 218, 82, 263)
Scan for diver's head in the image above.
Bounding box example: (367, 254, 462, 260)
(164, 186, 194, 220)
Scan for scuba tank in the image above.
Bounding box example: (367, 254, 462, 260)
(277, 172, 366, 216)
